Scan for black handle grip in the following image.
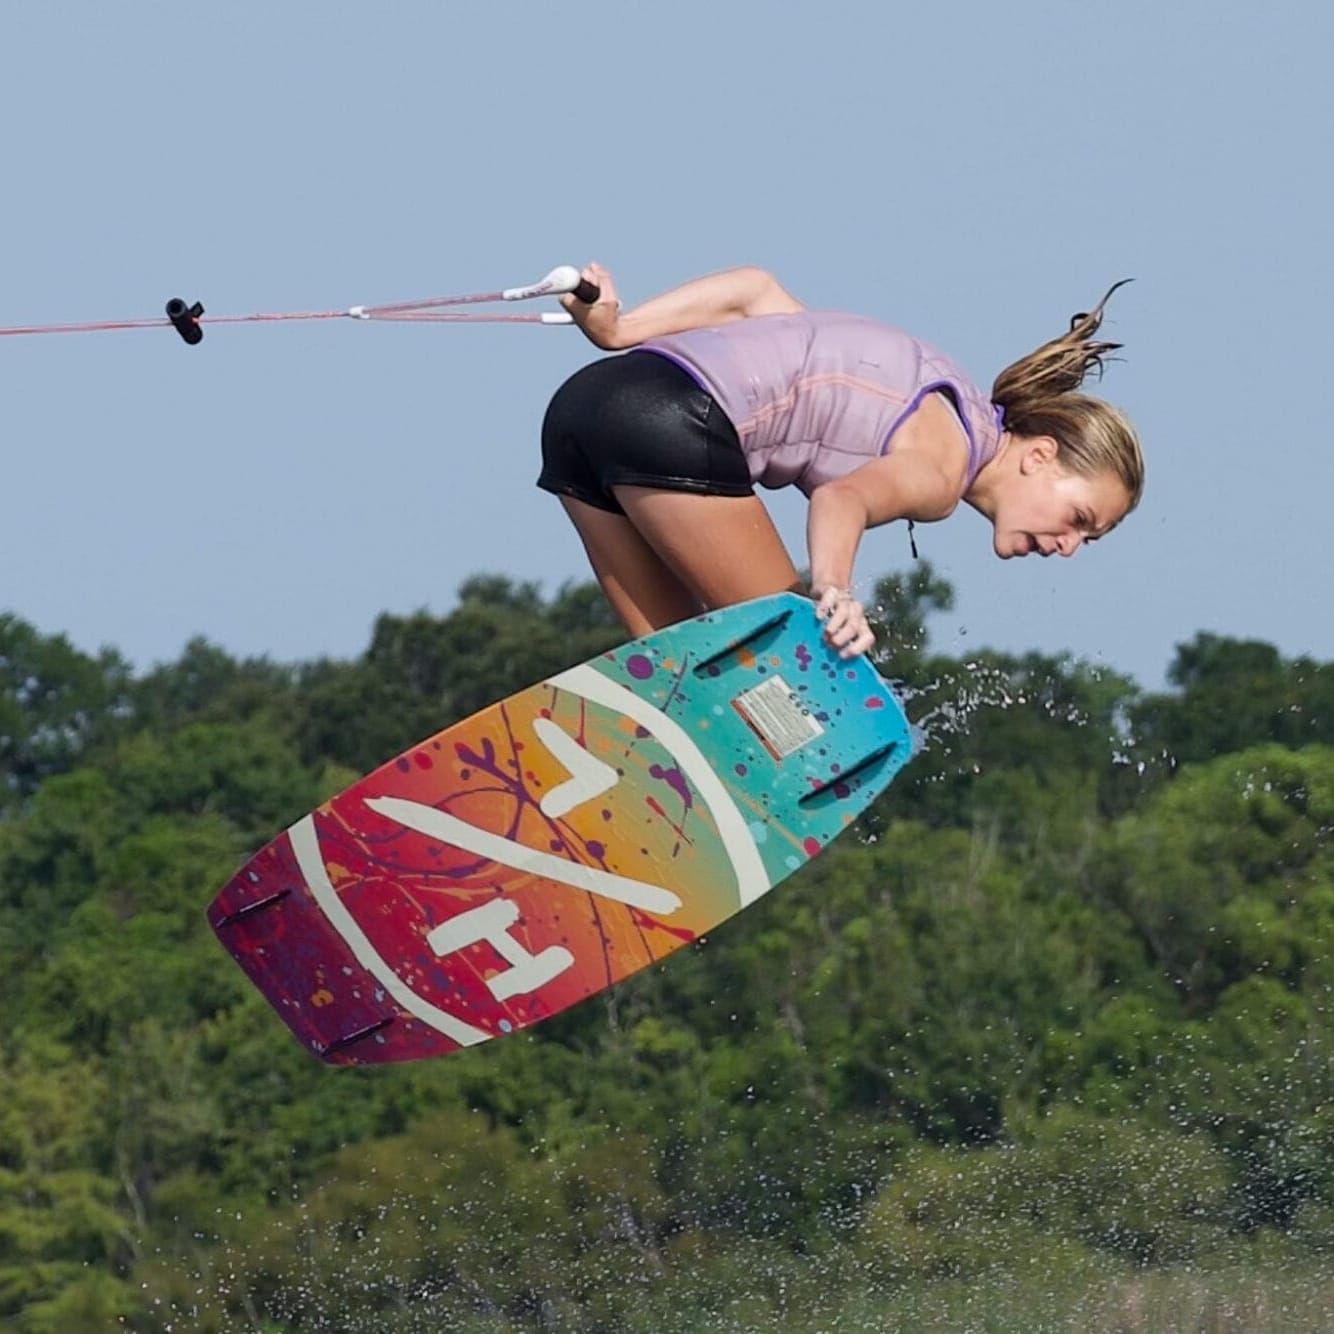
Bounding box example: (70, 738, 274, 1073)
(166, 297, 205, 345)
(571, 278, 600, 304)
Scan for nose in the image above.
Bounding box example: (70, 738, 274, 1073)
(1058, 532, 1086, 558)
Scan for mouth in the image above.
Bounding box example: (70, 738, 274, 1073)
(1019, 534, 1059, 558)
(999, 533, 1043, 560)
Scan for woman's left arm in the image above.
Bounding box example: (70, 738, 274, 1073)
(807, 450, 960, 591)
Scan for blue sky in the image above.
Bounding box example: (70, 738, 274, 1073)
(4, 1, 1328, 690)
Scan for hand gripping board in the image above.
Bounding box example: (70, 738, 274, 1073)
(208, 593, 913, 1064)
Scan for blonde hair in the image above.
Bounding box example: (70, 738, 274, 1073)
(991, 282, 1144, 509)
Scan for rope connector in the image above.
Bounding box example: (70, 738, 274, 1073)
(165, 297, 204, 345)
(346, 305, 370, 320)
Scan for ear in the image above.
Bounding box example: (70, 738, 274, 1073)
(1018, 435, 1060, 473)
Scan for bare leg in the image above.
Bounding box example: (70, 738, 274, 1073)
(614, 486, 804, 608)
(559, 497, 702, 638)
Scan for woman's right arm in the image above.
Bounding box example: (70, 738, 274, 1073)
(563, 263, 803, 350)
(805, 396, 972, 658)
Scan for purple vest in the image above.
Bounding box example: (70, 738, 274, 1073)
(639, 311, 1000, 498)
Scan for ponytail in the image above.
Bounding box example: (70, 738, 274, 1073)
(992, 281, 1144, 510)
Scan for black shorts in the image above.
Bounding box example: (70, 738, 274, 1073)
(537, 351, 754, 515)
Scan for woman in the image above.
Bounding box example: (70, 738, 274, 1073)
(538, 263, 1142, 658)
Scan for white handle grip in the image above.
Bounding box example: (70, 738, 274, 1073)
(503, 265, 583, 302)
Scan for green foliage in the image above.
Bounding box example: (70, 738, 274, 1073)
(1095, 744, 1334, 1011)
(890, 644, 1143, 831)
(293, 575, 621, 774)
(0, 1052, 138, 1325)
(2, 576, 1333, 1325)
(855, 1111, 1234, 1302)
(1136, 633, 1334, 765)
(865, 561, 954, 682)
(0, 768, 126, 977)
(129, 637, 300, 737)
(108, 722, 322, 846)
(0, 615, 132, 805)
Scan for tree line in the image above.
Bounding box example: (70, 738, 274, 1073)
(2, 568, 1332, 1330)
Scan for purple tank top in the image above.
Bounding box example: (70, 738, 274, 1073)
(639, 311, 1000, 498)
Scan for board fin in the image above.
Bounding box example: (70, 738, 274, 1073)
(691, 608, 795, 675)
(316, 1016, 396, 1057)
(798, 741, 901, 809)
(213, 887, 291, 927)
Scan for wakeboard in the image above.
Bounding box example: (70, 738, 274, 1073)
(208, 592, 913, 1065)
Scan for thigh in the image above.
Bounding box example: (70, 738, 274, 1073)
(613, 486, 804, 609)
(559, 496, 702, 638)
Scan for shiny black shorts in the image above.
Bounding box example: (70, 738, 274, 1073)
(537, 351, 753, 515)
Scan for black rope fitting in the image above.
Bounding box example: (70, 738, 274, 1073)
(165, 297, 205, 345)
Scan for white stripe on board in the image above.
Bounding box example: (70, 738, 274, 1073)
(533, 715, 620, 817)
(365, 796, 683, 915)
(289, 815, 491, 1048)
(548, 664, 769, 907)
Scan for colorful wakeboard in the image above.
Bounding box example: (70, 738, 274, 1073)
(208, 593, 913, 1065)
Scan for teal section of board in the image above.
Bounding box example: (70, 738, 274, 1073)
(557, 592, 914, 884)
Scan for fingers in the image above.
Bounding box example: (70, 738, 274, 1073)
(559, 261, 622, 348)
(815, 587, 875, 658)
(557, 262, 613, 305)
(581, 261, 613, 299)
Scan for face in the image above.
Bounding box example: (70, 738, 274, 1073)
(992, 439, 1131, 560)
